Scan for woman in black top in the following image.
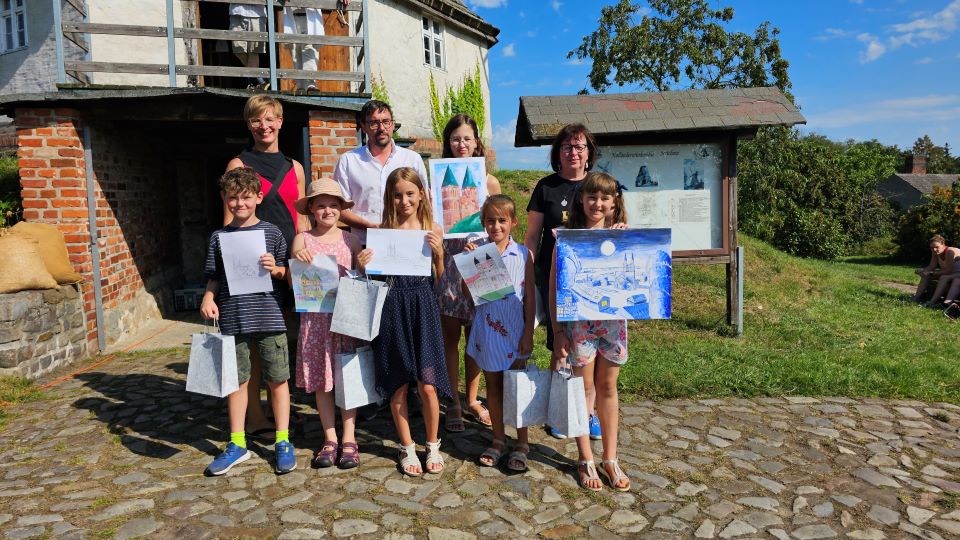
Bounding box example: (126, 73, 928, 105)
(524, 123, 599, 351)
(524, 123, 600, 439)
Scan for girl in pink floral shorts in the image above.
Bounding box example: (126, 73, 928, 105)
(549, 172, 631, 493)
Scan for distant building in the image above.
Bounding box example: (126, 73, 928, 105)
(877, 153, 959, 210)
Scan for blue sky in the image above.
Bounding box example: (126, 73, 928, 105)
(467, 1, 960, 169)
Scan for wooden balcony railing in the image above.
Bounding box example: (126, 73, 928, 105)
(52, 0, 370, 94)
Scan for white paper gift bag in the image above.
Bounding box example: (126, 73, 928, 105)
(546, 368, 589, 438)
(333, 345, 381, 410)
(503, 365, 550, 428)
(186, 321, 239, 398)
(330, 276, 389, 341)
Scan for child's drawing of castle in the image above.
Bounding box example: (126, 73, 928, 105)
(440, 166, 481, 233)
(556, 228, 672, 321)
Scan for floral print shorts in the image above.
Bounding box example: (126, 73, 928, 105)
(565, 320, 628, 367)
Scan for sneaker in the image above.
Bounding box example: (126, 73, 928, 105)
(589, 415, 602, 440)
(275, 440, 297, 474)
(206, 443, 251, 476)
(548, 425, 565, 439)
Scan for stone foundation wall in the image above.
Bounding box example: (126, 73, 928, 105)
(0, 285, 88, 380)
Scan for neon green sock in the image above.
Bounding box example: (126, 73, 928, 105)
(230, 432, 246, 449)
(275, 429, 289, 444)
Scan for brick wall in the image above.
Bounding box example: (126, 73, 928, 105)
(15, 107, 177, 352)
(308, 110, 360, 178)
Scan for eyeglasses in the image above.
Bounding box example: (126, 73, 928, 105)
(248, 117, 279, 128)
(450, 137, 475, 145)
(561, 144, 588, 154)
(366, 119, 394, 129)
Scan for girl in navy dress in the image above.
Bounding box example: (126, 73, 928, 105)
(358, 167, 451, 477)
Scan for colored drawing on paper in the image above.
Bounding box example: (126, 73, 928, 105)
(555, 228, 672, 321)
(290, 254, 341, 313)
(428, 157, 488, 237)
(453, 242, 516, 306)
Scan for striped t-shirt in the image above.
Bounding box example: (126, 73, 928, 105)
(204, 221, 288, 336)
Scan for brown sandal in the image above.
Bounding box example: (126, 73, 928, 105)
(445, 404, 465, 433)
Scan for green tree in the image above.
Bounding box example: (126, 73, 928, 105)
(568, 0, 790, 95)
(896, 181, 960, 261)
(912, 135, 960, 174)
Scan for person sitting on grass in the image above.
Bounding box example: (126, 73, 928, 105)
(912, 234, 960, 306)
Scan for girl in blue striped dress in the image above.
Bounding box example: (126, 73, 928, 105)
(463, 195, 536, 471)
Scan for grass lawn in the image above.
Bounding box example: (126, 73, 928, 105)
(497, 169, 960, 404)
(1, 169, 956, 416)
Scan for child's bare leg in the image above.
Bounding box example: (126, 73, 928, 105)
(341, 407, 357, 444)
(418, 382, 440, 443)
(945, 277, 960, 303)
(573, 361, 601, 490)
(228, 381, 250, 435)
(484, 371, 505, 443)
(246, 352, 272, 431)
(266, 380, 290, 434)
(594, 357, 621, 462)
(315, 389, 338, 443)
(390, 385, 413, 446)
(465, 351, 485, 417)
(441, 317, 464, 413)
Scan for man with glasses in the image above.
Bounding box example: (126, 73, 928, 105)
(334, 100, 428, 243)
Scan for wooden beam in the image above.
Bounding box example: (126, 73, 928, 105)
(64, 0, 86, 17)
(181, 0, 362, 12)
(64, 60, 365, 82)
(62, 22, 364, 47)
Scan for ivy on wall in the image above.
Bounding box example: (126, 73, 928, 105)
(429, 62, 486, 141)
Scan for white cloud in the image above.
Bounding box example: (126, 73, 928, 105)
(857, 32, 887, 62)
(526, 30, 537, 38)
(889, 0, 960, 47)
(470, 0, 507, 7)
(502, 43, 516, 57)
(806, 94, 960, 129)
(916, 56, 934, 64)
(814, 27, 853, 41)
(497, 79, 519, 87)
(565, 57, 584, 66)
(551, 0, 562, 11)
(850, 0, 863, 4)
(491, 118, 551, 170)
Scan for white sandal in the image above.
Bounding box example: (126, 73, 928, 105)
(398, 443, 422, 477)
(424, 439, 444, 474)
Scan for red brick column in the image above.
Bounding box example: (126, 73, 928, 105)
(308, 110, 360, 178)
(15, 107, 98, 352)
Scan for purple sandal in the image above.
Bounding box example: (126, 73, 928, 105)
(338, 442, 360, 469)
(312, 441, 338, 468)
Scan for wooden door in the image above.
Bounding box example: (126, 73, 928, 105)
(319, 9, 350, 93)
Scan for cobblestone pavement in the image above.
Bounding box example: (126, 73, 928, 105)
(2, 350, 960, 539)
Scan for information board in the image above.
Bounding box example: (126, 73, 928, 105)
(595, 143, 724, 252)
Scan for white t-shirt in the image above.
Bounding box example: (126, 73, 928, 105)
(333, 143, 428, 243)
(229, 3, 268, 18)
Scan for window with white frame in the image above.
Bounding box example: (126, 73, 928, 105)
(1, 0, 27, 53)
(422, 15, 444, 70)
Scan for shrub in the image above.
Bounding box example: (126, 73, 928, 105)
(895, 180, 960, 261)
(0, 156, 21, 228)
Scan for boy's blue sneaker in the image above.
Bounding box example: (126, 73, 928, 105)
(206, 443, 251, 476)
(548, 425, 564, 439)
(589, 414, 602, 440)
(275, 440, 297, 474)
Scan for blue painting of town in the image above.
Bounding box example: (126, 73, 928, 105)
(555, 228, 671, 321)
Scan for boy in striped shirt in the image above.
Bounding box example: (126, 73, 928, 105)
(200, 167, 296, 475)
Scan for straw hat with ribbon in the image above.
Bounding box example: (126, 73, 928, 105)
(294, 177, 355, 215)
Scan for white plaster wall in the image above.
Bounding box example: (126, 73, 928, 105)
(87, 0, 188, 86)
(367, 0, 493, 145)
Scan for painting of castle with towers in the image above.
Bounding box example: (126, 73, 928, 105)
(429, 157, 489, 237)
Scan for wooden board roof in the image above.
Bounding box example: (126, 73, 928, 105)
(515, 86, 805, 147)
